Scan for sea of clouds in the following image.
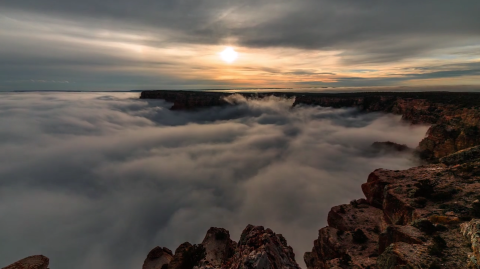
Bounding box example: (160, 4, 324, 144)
(0, 92, 430, 268)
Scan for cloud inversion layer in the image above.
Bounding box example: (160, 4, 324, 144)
(0, 92, 429, 268)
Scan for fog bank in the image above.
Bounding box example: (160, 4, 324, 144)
(0, 92, 429, 268)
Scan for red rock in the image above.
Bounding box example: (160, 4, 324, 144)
(306, 162, 480, 268)
(361, 169, 395, 208)
(376, 242, 432, 269)
(228, 225, 300, 269)
(382, 188, 415, 225)
(378, 225, 425, 254)
(200, 227, 235, 267)
(143, 247, 174, 269)
(167, 242, 195, 269)
(306, 202, 384, 269)
(147, 225, 299, 269)
(327, 202, 383, 232)
(304, 226, 378, 269)
(440, 145, 480, 165)
(461, 220, 480, 268)
(2, 255, 49, 269)
(428, 215, 461, 225)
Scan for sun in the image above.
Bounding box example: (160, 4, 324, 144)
(220, 47, 238, 63)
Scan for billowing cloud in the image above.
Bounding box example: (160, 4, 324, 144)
(0, 92, 430, 268)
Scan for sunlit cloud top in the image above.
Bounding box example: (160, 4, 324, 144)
(0, 0, 479, 91)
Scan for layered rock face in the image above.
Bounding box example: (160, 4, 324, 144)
(305, 146, 480, 268)
(2, 255, 49, 269)
(142, 225, 300, 269)
(141, 90, 480, 162)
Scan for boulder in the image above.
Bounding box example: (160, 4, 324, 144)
(200, 227, 235, 267)
(168, 243, 205, 269)
(143, 247, 174, 269)
(228, 225, 300, 269)
(304, 226, 379, 269)
(327, 202, 383, 232)
(2, 255, 49, 269)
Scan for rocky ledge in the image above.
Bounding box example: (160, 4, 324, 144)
(2, 255, 49, 269)
(142, 225, 300, 269)
(305, 145, 480, 268)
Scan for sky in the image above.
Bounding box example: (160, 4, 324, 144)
(0, 0, 480, 91)
(0, 92, 429, 268)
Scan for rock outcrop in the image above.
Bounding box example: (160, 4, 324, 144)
(370, 142, 412, 154)
(226, 225, 300, 269)
(200, 228, 236, 268)
(305, 153, 480, 268)
(440, 145, 480, 166)
(168, 242, 206, 269)
(461, 219, 480, 268)
(144, 225, 300, 269)
(143, 247, 174, 269)
(2, 255, 49, 269)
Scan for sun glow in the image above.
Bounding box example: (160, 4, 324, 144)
(220, 47, 238, 63)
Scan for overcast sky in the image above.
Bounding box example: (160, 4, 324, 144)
(1, 1, 479, 91)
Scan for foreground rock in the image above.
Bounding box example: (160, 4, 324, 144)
(144, 225, 300, 269)
(461, 219, 480, 268)
(143, 247, 174, 269)
(440, 145, 480, 165)
(200, 228, 236, 267)
(2, 255, 49, 269)
(305, 155, 480, 268)
(226, 225, 300, 269)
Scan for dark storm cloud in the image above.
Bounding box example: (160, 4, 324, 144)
(2, 0, 479, 63)
(0, 92, 429, 269)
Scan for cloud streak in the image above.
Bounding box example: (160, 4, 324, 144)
(0, 1, 480, 89)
